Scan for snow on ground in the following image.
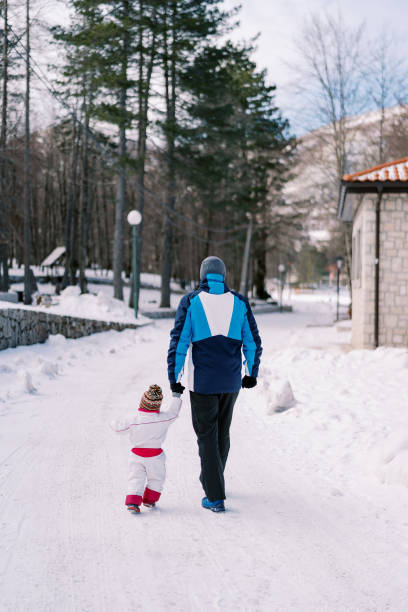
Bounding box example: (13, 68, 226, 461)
(34, 286, 151, 324)
(1, 285, 152, 325)
(6, 278, 183, 316)
(9, 266, 187, 292)
(1, 292, 408, 611)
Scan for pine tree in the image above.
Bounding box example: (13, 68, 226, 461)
(178, 41, 295, 296)
(157, 0, 230, 307)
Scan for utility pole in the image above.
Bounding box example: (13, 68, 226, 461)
(240, 214, 253, 298)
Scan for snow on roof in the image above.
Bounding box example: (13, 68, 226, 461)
(40, 246, 66, 267)
(343, 156, 408, 183)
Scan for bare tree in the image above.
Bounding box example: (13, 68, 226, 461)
(290, 9, 367, 290)
(63, 115, 80, 288)
(292, 9, 366, 184)
(364, 30, 408, 164)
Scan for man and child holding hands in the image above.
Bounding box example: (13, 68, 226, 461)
(111, 256, 262, 514)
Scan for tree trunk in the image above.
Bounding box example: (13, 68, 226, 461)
(79, 103, 91, 293)
(160, 2, 177, 308)
(113, 2, 130, 301)
(95, 163, 104, 274)
(63, 116, 79, 287)
(129, 2, 157, 308)
(101, 179, 111, 271)
(0, 0, 9, 291)
(254, 228, 269, 300)
(0, 0, 7, 152)
(113, 114, 126, 300)
(23, 0, 32, 304)
(204, 206, 214, 258)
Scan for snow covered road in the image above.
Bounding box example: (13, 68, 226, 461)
(1, 295, 408, 611)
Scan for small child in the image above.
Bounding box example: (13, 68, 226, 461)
(110, 384, 182, 514)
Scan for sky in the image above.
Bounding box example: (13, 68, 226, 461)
(223, 0, 408, 133)
(20, 0, 408, 134)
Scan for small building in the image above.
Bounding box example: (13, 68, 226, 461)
(338, 157, 408, 349)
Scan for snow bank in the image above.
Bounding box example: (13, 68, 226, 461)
(253, 343, 408, 491)
(258, 364, 296, 413)
(369, 432, 408, 488)
(0, 326, 156, 405)
(0, 336, 66, 402)
(36, 286, 149, 324)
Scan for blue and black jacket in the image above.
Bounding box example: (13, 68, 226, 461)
(167, 273, 262, 394)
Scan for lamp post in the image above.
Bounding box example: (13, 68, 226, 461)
(336, 256, 343, 321)
(278, 263, 286, 312)
(127, 210, 142, 318)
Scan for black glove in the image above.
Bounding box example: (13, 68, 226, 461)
(242, 375, 257, 389)
(171, 382, 185, 394)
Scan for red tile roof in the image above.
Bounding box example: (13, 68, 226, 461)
(343, 156, 408, 183)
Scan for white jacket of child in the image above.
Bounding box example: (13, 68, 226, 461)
(110, 396, 182, 449)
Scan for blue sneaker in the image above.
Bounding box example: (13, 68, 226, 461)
(202, 497, 225, 512)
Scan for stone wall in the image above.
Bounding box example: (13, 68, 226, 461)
(0, 307, 143, 351)
(351, 193, 408, 349)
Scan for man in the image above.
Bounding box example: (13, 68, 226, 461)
(167, 256, 262, 512)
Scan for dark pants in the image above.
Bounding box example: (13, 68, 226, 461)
(190, 391, 239, 501)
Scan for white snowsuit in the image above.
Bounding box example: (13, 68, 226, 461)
(110, 397, 181, 505)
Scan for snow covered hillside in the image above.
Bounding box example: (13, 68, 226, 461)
(1, 294, 408, 611)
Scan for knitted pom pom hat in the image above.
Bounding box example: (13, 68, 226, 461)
(139, 384, 163, 413)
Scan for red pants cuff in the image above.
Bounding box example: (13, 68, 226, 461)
(126, 494, 143, 506)
(143, 488, 161, 504)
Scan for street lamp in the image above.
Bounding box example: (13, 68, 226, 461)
(278, 263, 286, 312)
(336, 256, 343, 321)
(127, 210, 142, 318)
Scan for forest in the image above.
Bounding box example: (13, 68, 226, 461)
(0, 0, 300, 306)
